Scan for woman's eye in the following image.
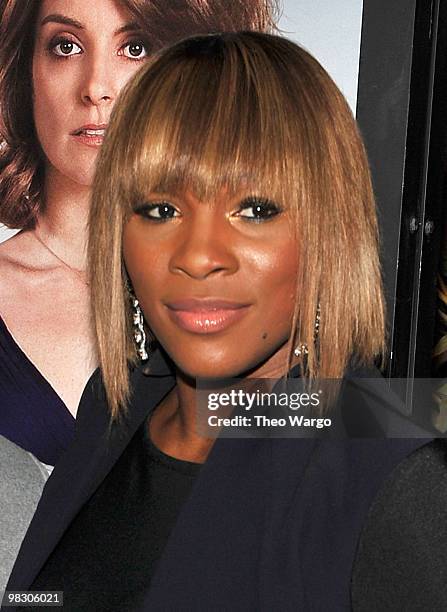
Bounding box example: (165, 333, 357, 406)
(120, 40, 148, 60)
(135, 203, 179, 221)
(237, 198, 282, 222)
(50, 38, 82, 57)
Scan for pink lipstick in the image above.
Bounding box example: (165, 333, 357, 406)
(165, 299, 250, 334)
(71, 124, 107, 147)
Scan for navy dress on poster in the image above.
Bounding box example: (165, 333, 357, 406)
(0, 317, 75, 466)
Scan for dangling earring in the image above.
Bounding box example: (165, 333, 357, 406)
(293, 343, 308, 357)
(125, 277, 149, 362)
(294, 303, 320, 357)
(132, 296, 149, 361)
(125, 275, 149, 361)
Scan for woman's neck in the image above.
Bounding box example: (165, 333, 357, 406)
(149, 373, 215, 464)
(149, 349, 300, 463)
(34, 168, 92, 272)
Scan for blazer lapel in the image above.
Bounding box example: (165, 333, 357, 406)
(7, 367, 174, 590)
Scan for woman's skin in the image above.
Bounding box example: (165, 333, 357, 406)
(0, 0, 149, 415)
(123, 188, 299, 462)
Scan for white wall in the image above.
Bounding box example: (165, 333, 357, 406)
(278, 0, 363, 112)
(0, 0, 364, 244)
(0, 226, 17, 242)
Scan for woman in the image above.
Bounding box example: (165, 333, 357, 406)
(7, 33, 443, 611)
(0, 0, 278, 467)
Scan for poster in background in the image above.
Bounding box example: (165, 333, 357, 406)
(0, 0, 364, 244)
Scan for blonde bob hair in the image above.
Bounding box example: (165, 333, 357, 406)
(89, 32, 385, 418)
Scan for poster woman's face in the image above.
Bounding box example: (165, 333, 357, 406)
(33, 0, 149, 188)
(123, 189, 299, 380)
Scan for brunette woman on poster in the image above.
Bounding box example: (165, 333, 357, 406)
(7, 33, 444, 611)
(0, 0, 278, 469)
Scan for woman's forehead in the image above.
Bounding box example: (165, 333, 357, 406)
(36, 0, 135, 34)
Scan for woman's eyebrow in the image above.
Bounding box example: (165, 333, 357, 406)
(39, 15, 141, 37)
(40, 14, 84, 30)
(115, 22, 142, 35)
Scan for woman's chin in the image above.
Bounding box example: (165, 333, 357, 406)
(181, 368, 240, 383)
(174, 358, 245, 382)
(46, 157, 97, 190)
(67, 165, 96, 188)
(173, 355, 268, 383)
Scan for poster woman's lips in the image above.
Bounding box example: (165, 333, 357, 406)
(165, 299, 251, 334)
(70, 124, 107, 147)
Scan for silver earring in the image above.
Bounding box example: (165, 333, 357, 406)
(294, 303, 320, 357)
(132, 296, 149, 361)
(294, 343, 308, 357)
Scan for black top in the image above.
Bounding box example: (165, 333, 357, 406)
(30, 421, 201, 612)
(0, 317, 75, 465)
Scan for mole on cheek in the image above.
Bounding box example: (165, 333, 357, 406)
(262, 332, 268, 340)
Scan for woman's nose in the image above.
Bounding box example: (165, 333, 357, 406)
(169, 218, 239, 280)
(80, 55, 116, 107)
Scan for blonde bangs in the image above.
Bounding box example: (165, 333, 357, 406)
(110, 35, 327, 215)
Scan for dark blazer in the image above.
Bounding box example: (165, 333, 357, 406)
(5, 353, 436, 611)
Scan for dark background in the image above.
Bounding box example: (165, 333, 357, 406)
(357, 0, 447, 413)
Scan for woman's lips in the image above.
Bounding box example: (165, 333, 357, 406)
(70, 125, 107, 148)
(165, 300, 251, 334)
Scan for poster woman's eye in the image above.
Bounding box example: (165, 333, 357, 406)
(121, 40, 148, 60)
(49, 37, 82, 58)
(134, 202, 180, 222)
(237, 197, 283, 222)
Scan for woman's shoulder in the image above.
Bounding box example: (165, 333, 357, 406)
(0, 229, 73, 278)
(0, 231, 42, 303)
(351, 438, 447, 611)
(0, 230, 31, 267)
(75, 364, 168, 440)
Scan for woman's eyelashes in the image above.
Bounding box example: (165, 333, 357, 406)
(118, 39, 149, 60)
(47, 36, 149, 61)
(133, 197, 283, 223)
(235, 197, 283, 222)
(134, 202, 180, 222)
(48, 36, 82, 58)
